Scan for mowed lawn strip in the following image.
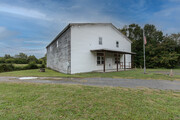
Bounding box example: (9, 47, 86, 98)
(0, 68, 180, 80)
(0, 83, 179, 120)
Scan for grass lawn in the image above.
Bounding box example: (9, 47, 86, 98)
(0, 68, 180, 80)
(12, 64, 28, 67)
(0, 83, 179, 120)
(13, 64, 42, 67)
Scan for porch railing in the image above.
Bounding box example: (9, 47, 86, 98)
(119, 62, 132, 69)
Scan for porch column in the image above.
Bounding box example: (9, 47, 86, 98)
(103, 51, 106, 72)
(124, 54, 126, 71)
(116, 53, 118, 71)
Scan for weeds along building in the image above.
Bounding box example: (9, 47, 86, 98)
(46, 23, 135, 74)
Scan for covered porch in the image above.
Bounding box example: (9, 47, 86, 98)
(91, 48, 136, 72)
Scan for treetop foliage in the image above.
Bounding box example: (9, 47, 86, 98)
(120, 23, 180, 68)
(0, 53, 46, 65)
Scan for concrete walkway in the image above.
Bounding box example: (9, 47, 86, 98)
(0, 77, 180, 91)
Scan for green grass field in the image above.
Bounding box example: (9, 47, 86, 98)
(0, 68, 180, 80)
(12, 64, 28, 67)
(13, 64, 42, 67)
(0, 83, 179, 120)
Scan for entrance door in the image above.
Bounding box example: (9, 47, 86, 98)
(106, 58, 113, 69)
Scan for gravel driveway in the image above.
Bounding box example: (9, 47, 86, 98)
(0, 77, 180, 91)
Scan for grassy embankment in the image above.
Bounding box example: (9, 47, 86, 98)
(0, 82, 179, 119)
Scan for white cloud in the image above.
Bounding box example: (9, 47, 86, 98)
(154, 6, 180, 17)
(0, 26, 17, 40)
(0, 0, 127, 58)
(148, 4, 180, 34)
(0, 4, 52, 21)
(24, 40, 48, 45)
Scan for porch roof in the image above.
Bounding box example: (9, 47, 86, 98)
(90, 48, 136, 55)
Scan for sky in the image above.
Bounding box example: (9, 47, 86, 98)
(0, 0, 179, 58)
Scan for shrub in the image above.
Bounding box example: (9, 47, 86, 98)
(0, 58, 5, 63)
(27, 62, 38, 69)
(0, 64, 14, 72)
(5, 58, 15, 63)
(14, 65, 28, 71)
(38, 59, 43, 64)
(41, 64, 46, 68)
(14, 58, 28, 64)
(0, 63, 41, 73)
(0, 65, 4, 72)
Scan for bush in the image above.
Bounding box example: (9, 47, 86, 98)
(0, 64, 15, 72)
(14, 58, 28, 64)
(0, 58, 5, 63)
(0, 65, 4, 72)
(5, 58, 15, 63)
(38, 59, 43, 64)
(27, 62, 38, 69)
(0, 63, 41, 73)
(14, 65, 28, 71)
(39, 63, 46, 68)
(42, 64, 46, 68)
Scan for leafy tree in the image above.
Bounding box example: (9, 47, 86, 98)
(120, 23, 179, 68)
(5, 58, 15, 63)
(120, 24, 144, 67)
(15, 53, 28, 59)
(168, 33, 180, 45)
(166, 33, 180, 66)
(0, 57, 5, 63)
(4, 54, 11, 59)
(27, 62, 38, 69)
(14, 58, 28, 64)
(40, 54, 47, 64)
(28, 55, 38, 63)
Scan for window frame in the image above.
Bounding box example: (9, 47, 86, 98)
(116, 41, 119, 48)
(114, 54, 120, 64)
(99, 37, 102, 45)
(97, 53, 104, 65)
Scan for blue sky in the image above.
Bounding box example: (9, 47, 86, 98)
(0, 0, 179, 58)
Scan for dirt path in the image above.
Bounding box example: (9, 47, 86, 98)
(0, 77, 180, 91)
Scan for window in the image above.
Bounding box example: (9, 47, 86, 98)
(114, 54, 120, 64)
(97, 53, 104, 65)
(115, 57, 120, 64)
(99, 37, 102, 45)
(116, 41, 119, 47)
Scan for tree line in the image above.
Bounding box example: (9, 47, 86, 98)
(0, 53, 46, 65)
(0, 53, 46, 72)
(120, 24, 180, 68)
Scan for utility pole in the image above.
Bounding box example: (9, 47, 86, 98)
(143, 28, 146, 74)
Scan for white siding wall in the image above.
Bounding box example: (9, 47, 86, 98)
(71, 24, 131, 74)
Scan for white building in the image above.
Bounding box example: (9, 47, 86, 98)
(46, 23, 135, 74)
